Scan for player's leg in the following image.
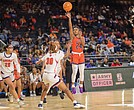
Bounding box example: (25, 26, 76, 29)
(32, 82, 37, 96)
(3, 77, 24, 107)
(78, 54, 85, 93)
(16, 78, 24, 100)
(57, 81, 85, 108)
(71, 64, 78, 94)
(29, 82, 33, 96)
(38, 83, 49, 108)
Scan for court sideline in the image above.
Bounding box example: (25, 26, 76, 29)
(0, 89, 134, 110)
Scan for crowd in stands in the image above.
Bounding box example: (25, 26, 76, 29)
(0, 0, 134, 96)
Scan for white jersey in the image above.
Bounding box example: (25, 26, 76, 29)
(29, 73, 41, 83)
(56, 50, 64, 75)
(0, 52, 20, 74)
(41, 52, 61, 73)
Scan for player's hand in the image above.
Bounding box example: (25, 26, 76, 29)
(66, 12, 71, 18)
(67, 41, 71, 48)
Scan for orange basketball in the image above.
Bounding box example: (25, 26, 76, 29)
(63, 2, 72, 12)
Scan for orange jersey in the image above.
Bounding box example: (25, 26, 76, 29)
(72, 36, 84, 53)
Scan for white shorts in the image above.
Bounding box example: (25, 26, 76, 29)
(30, 81, 38, 85)
(42, 72, 60, 88)
(1, 71, 15, 82)
(56, 67, 61, 76)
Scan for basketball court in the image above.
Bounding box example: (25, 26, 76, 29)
(0, 89, 134, 110)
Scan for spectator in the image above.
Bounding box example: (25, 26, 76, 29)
(101, 57, 109, 67)
(49, 31, 57, 40)
(111, 59, 122, 67)
(19, 16, 27, 27)
(107, 39, 114, 53)
(29, 67, 40, 96)
(86, 59, 96, 68)
(128, 55, 134, 66)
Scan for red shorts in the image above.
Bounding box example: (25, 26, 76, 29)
(14, 70, 21, 80)
(71, 52, 85, 64)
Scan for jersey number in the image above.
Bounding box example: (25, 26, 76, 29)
(5, 63, 10, 67)
(76, 42, 82, 49)
(46, 58, 53, 65)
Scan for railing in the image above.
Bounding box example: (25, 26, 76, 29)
(19, 54, 132, 71)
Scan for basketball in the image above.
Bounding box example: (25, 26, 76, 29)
(63, 2, 72, 12)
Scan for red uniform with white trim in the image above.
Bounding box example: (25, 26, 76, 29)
(71, 36, 85, 64)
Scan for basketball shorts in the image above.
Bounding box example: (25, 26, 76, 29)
(1, 71, 15, 82)
(71, 52, 85, 64)
(14, 70, 21, 80)
(42, 72, 61, 88)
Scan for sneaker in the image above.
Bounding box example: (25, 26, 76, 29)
(38, 104, 43, 109)
(59, 92, 64, 99)
(30, 93, 33, 97)
(21, 94, 25, 98)
(79, 87, 83, 93)
(33, 93, 36, 96)
(19, 97, 24, 101)
(43, 98, 47, 103)
(74, 102, 85, 109)
(18, 101, 25, 107)
(8, 94, 13, 103)
(72, 87, 76, 94)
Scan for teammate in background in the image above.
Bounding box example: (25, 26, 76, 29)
(66, 12, 85, 94)
(13, 47, 24, 100)
(36, 42, 85, 109)
(29, 67, 44, 96)
(0, 44, 24, 107)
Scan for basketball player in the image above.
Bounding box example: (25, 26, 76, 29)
(66, 12, 85, 94)
(54, 40, 65, 99)
(36, 42, 85, 109)
(41, 40, 70, 102)
(0, 44, 24, 107)
(13, 47, 24, 100)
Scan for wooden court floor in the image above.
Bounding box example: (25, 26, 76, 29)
(1, 89, 134, 110)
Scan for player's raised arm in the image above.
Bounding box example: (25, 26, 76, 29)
(36, 55, 46, 65)
(66, 12, 74, 40)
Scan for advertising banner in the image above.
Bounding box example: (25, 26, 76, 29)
(84, 67, 134, 92)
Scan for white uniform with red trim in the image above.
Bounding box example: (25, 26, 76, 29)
(0, 52, 20, 81)
(41, 52, 61, 87)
